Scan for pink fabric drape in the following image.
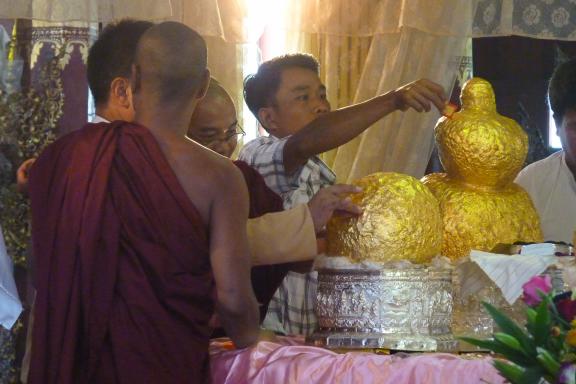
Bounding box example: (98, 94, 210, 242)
(210, 337, 506, 384)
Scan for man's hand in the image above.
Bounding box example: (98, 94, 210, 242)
(393, 79, 447, 113)
(307, 184, 363, 233)
(16, 158, 36, 195)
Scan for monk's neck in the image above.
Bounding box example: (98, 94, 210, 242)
(135, 101, 192, 138)
(95, 105, 128, 122)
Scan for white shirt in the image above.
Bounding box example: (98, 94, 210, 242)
(0, 225, 22, 330)
(515, 150, 576, 244)
(91, 114, 109, 124)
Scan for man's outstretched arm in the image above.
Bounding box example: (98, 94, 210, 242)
(283, 79, 447, 174)
(209, 165, 259, 348)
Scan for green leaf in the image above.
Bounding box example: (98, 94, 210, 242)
(494, 333, 523, 352)
(526, 307, 537, 335)
(518, 366, 547, 384)
(458, 337, 532, 366)
(533, 299, 551, 346)
(536, 347, 561, 376)
(483, 302, 536, 355)
(493, 360, 525, 384)
(525, 307, 537, 328)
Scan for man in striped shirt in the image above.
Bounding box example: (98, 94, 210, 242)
(239, 53, 447, 335)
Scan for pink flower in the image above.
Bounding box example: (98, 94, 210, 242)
(522, 275, 553, 307)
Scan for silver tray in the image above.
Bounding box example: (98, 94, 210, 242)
(307, 331, 458, 352)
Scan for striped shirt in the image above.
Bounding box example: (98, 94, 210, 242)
(238, 135, 335, 335)
(238, 135, 336, 209)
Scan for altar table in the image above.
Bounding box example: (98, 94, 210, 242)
(210, 337, 506, 384)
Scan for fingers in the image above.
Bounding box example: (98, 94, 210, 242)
(396, 79, 448, 113)
(335, 196, 362, 216)
(16, 158, 36, 195)
(416, 82, 446, 112)
(323, 183, 362, 196)
(17, 158, 36, 178)
(419, 78, 447, 102)
(403, 92, 431, 113)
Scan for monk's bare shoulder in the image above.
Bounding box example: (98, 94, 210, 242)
(160, 136, 243, 222)
(181, 137, 238, 183)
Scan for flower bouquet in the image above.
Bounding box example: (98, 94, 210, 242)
(462, 275, 576, 384)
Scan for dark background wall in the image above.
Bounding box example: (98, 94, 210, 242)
(473, 36, 576, 164)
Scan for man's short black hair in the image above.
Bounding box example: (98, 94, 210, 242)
(549, 58, 576, 128)
(243, 53, 320, 120)
(87, 19, 154, 106)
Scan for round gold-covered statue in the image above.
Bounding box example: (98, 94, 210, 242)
(327, 172, 443, 264)
(422, 77, 542, 260)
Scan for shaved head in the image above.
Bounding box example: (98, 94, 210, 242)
(132, 21, 208, 104)
(205, 79, 234, 106)
(188, 79, 239, 158)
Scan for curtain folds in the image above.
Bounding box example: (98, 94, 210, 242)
(3, 0, 576, 180)
(276, 1, 477, 180)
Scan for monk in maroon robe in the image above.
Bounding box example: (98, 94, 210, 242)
(28, 22, 259, 384)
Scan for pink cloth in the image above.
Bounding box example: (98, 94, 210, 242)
(210, 337, 506, 384)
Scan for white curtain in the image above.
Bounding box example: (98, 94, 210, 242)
(2, 0, 575, 180)
(331, 31, 470, 181)
(270, 0, 478, 181)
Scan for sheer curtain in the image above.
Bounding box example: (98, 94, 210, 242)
(272, 0, 479, 181)
(3, 0, 575, 180)
(172, 0, 479, 181)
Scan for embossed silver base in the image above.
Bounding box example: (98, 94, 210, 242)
(307, 331, 459, 352)
(311, 265, 456, 352)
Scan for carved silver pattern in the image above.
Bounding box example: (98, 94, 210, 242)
(310, 267, 457, 351)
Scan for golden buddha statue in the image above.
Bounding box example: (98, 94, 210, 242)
(327, 172, 443, 264)
(421, 77, 542, 260)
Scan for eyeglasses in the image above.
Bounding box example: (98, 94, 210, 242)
(191, 124, 245, 147)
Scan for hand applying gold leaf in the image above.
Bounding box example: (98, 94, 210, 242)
(392, 78, 447, 113)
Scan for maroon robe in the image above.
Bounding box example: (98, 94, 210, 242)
(28, 122, 213, 384)
(233, 161, 290, 322)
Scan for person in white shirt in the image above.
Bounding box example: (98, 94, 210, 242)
(515, 58, 576, 244)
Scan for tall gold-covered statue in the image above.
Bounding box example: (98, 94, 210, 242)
(422, 77, 542, 260)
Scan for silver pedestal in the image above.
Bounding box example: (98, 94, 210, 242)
(308, 266, 457, 352)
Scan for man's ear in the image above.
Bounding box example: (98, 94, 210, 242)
(110, 77, 132, 108)
(258, 107, 277, 134)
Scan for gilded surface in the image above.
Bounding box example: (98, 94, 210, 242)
(436, 77, 527, 188)
(422, 173, 542, 259)
(327, 172, 443, 263)
(422, 78, 542, 260)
